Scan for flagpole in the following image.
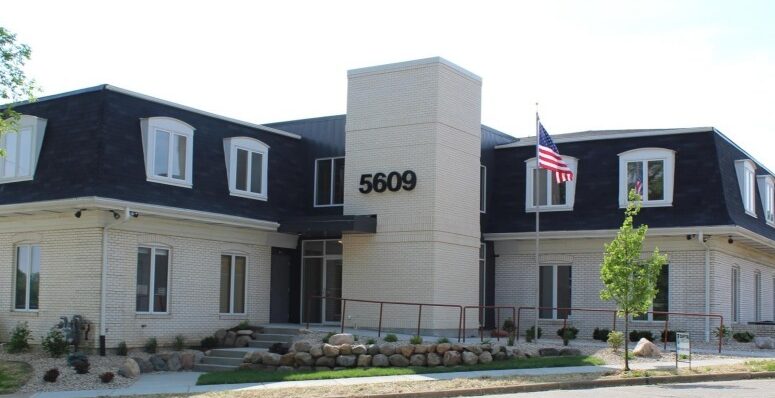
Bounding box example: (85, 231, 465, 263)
(534, 104, 541, 341)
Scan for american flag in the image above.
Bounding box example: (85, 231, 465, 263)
(537, 116, 574, 183)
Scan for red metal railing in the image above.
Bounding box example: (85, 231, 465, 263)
(461, 305, 516, 343)
(516, 306, 724, 353)
(306, 295, 463, 342)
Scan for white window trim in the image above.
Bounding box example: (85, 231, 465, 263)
(525, 156, 578, 212)
(731, 266, 740, 323)
(618, 148, 675, 208)
(480, 165, 487, 214)
(314, 156, 345, 207)
(223, 137, 269, 201)
(0, 115, 47, 184)
(220, 253, 248, 315)
(734, 159, 757, 217)
(754, 270, 762, 322)
(756, 175, 774, 226)
(140, 117, 195, 188)
(14, 244, 40, 312)
(136, 246, 171, 315)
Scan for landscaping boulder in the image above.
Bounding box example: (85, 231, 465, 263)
(118, 358, 141, 378)
(538, 348, 560, 357)
(633, 338, 661, 357)
(481, 344, 492, 352)
(379, 343, 396, 356)
(436, 343, 451, 354)
(465, 345, 483, 355)
(451, 344, 464, 352)
(180, 352, 196, 370)
(277, 366, 294, 372)
(479, 351, 493, 364)
(247, 351, 263, 365)
(397, 344, 415, 357)
(329, 333, 355, 345)
(261, 352, 282, 366)
(352, 344, 367, 355)
(415, 344, 429, 354)
(149, 355, 168, 371)
(367, 344, 379, 355)
(315, 356, 335, 367)
(493, 351, 507, 361)
(754, 337, 775, 349)
(131, 357, 153, 373)
(427, 352, 442, 366)
(372, 354, 389, 367)
(389, 354, 410, 367)
(336, 355, 357, 367)
(295, 352, 314, 366)
(357, 354, 372, 367)
(167, 353, 182, 371)
(224, 331, 237, 347)
(461, 351, 478, 365)
(339, 343, 353, 355)
(234, 335, 252, 348)
(410, 354, 427, 366)
(294, 341, 313, 353)
(214, 329, 228, 344)
(237, 329, 253, 336)
(443, 350, 461, 366)
(559, 348, 582, 357)
(280, 353, 296, 366)
(323, 343, 340, 357)
(310, 344, 324, 357)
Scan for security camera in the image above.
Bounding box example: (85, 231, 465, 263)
(130, 211, 139, 218)
(109, 210, 120, 220)
(74, 210, 82, 218)
(728, 236, 734, 244)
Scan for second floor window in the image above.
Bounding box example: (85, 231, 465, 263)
(525, 156, 578, 212)
(224, 137, 269, 200)
(140, 117, 195, 188)
(618, 148, 675, 207)
(315, 157, 344, 206)
(0, 115, 47, 183)
(757, 175, 774, 225)
(735, 159, 757, 216)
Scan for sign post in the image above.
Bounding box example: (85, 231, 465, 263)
(676, 332, 691, 370)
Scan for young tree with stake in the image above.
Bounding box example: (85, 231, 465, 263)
(600, 189, 667, 371)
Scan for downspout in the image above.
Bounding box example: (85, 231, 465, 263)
(100, 208, 132, 356)
(698, 231, 710, 342)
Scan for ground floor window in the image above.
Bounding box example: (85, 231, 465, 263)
(301, 240, 342, 323)
(15, 245, 40, 310)
(220, 254, 247, 314)
(539, 265, 571, 319)
(732, 266, 740, 323)
(136, 247, 169, 313)
(754, 271, 762, 321)
(634, 265, 669, 321)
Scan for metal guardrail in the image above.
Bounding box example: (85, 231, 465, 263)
(461, 305, 516, 343)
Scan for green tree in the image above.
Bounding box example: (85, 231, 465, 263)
(600, 189, 667, 371)
(1, 26, 38, 152)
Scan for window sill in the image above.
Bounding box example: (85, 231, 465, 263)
(314, 204, 344, 208)
(526, 206, 573, 213)
(0, 176, 34, 184)
(10, 309, 39, 316)
(229, 191, 267, 201)
(745, 210, 757, 218)
(135, 313, 171, 319)
(146, 176, 192, 189)
(619, 201, 673, 208)
(219, 314, 248, 320)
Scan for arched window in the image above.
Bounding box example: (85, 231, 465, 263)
(0, 114, 47, 183)
(525, 156, 579, 212)
(223, 137, 269, 200)
(140, 117, 195, 188)
(618, 148, 675, 207)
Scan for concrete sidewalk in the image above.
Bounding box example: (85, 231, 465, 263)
(21, 357, 757, 398)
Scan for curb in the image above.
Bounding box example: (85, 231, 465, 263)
(328, 371, 775, 398)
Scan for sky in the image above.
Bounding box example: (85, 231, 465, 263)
(3, 0, 775, 167)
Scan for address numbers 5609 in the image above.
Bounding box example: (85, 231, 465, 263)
(358, 170, 417, 193)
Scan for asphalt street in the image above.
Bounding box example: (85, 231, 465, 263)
(478, 379, 775, 397)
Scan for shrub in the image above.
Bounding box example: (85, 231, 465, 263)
(593, 327, 611, 341)
(410, 335, 423, 344)
(7, 321, 32, 353)
(43, 368, 60, 383)
(353, 335, 359, 342)
(42, 328, 69, 358)
(713, 325, 731, 339)
(200, 336, 218, 350)
(383, 334, 398, 343)
(556, 327, 579, 340)
(436, 336, 450, 344)
(660, 330, 677, 343)
(99, 371, 115, 383)
(366, 337, 376, 345)
(144, 337, 158, 354)
(502, 318, 516, 333)
(322, 332, 336, 343)
(525, 326, 542, 341)
(481, 338, 492, 345)
(607, 331, 624, 351)
(733, 331, 755, 343)
(72, 359, 90, 374)
(116, 341, 128, 356)
(237, 320, 250, 329)
(173, 335, 185, 351)
(67, 352, 88, 366)
(629, 330, 654, 342)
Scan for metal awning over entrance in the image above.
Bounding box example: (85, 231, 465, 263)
(278, 214, 377, 237)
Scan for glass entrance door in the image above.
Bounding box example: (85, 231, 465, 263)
(301, 240, 342, 324)
(324, 259, 342, 323)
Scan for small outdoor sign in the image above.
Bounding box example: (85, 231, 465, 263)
(676, 332, 691, 369)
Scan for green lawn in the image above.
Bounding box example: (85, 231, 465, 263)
(197, 355, 605, 385)
(0, 361, 33, 394)
(747, 360, 775, 372)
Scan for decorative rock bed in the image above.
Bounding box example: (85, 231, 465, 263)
(118, 350, 204, 378)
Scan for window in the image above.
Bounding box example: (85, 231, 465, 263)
(136, 247, 169, 313)
(220, 254, 247, 314)
(539, 265, 572, 319)
(224, 137, 269, 200)
(140, 117, 195, 188)
(731, 266, 740, 323)
(635, 265, 669, 321)
(757, 175, 775, 225)
(315, 157, 345, 206)
(754, 271, 762, 322)
(618, 148, 675, 207)
(0, 115, 46, 183)
(14, 245, 40, 310)
(735, 159, 757, 217)
(525, 156, 578, 212)
(480, 165, 487, 213)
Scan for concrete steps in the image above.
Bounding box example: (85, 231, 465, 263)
(194, 325, 300, 372)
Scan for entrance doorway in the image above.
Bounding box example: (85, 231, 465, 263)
(300, 240, 343, 324)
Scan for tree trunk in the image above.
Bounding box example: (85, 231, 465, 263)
(624, 310, 630, 371)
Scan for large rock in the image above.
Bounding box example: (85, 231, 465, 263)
(237, 329, 253, 336)
(372, 354, 389, 367)
(234, 336, 252, 348)
(280, 353, 296, 366)
(465, 345, 483, 355)
(357, 354, 372, 367)
(310, 344, 324, 357)
(247, 351, 263, 364)
(397, 344, 415, 357)
(410, 354, 427, 366)
(443, 350, 461, 366)
(277, 366, 294, 372)
(329, 333, 355, 345)
(451, 344, 464, 352)
(415, 344, 429, 354)
(295, 352, 314, 366)
(559, 348, 582, 356)
(479, 351, 493, 364)
(427, 352, 442, 366)
(336, 355, 357, 367)
(367, 344, 380, 355)
(538, 348, 560, 357)
(180, 352, 196, 370)
(494, 351, 507, 361)
(167, 353, 182, 371)
(352, 344, 367, 355)
(315, 356, 335, 367)
(294, 341, 313, 353)
(261, 352, 282, 366)
(131, 357, 153, 373)
(214, 329, 228, 344)
(118, 358, 141, 378)
(461, 351, 478, 365)
(389, 354, 410, 367)
(323, 344, 340, 357)
(224, 331, 237, 347)
(755, 337, 775, 349)
(379, 343, 396, 356)
(633, 338, 662, 357)
(436, 343, 451, 354)
(149, 355, 168, 371)
(339, 344, 353, 355)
